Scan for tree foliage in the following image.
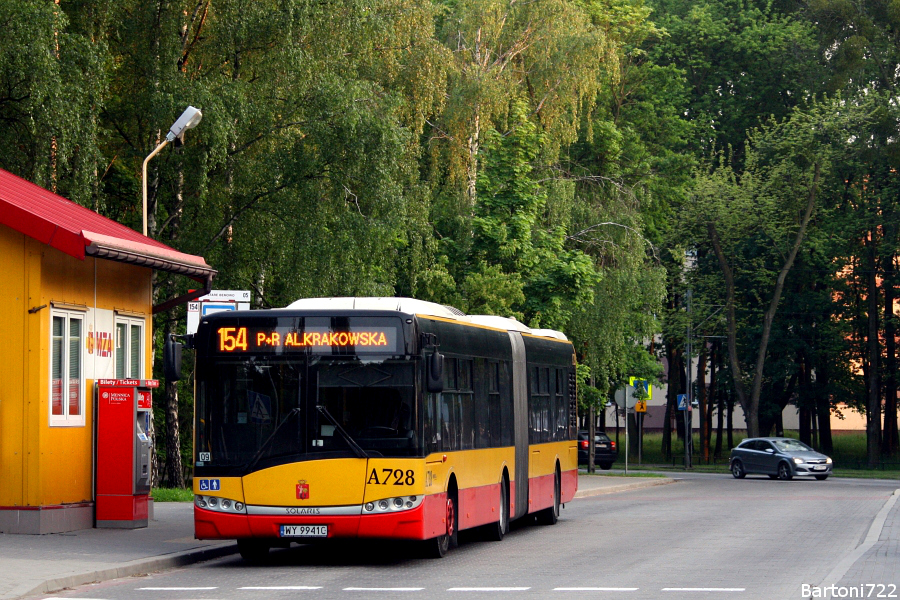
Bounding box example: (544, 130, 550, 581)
(5, 0, 899, 472)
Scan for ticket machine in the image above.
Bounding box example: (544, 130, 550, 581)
(95, 379, 157, 528)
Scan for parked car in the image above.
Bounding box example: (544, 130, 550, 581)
(578, 431, 618, 470)
(729, 437, 833, 480)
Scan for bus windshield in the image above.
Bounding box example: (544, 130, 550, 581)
(196, 356, 421, 475)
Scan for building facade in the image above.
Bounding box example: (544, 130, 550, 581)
(0, 169, 215, 534)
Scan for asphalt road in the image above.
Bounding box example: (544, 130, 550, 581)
(38, 474, 899, 600)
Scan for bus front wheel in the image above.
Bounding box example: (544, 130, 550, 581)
(423, 496, 455, 558)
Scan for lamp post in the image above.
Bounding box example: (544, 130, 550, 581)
(142, 106, 203, 236)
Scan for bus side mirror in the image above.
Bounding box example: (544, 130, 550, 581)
(427, 351, 444, 393)
(164, 336, 183, 382)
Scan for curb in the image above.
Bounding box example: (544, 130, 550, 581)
(815, 488, 900, 591)
(12, 543, 238, 600)
(574, 477, 676, 499)
(11, 481, 671, 599)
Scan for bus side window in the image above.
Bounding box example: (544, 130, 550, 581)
(540, 367, 550, 443)
(459, 359, 475, 450)
(474, 359, 490, 449)
(499, 361, 513, 446)
(424, 392, 438, 455)
(555, 369, 567, 440)
(528, 367, 537, 444)
(441, 393, 460, 451)
(548, 369, 557, 442)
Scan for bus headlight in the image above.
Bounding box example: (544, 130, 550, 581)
(362, 495, 424, 513)
(194, 495, 247, 514)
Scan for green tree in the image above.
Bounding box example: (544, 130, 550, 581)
(0, 0, 108, 204)
(689, 98, 874, 438)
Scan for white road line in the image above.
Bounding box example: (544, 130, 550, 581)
(343, 588, 424, 592)
(239, 586, 323, 590)
(136, 587, 218, 591)
(448, 588, 531, 592)
(662, 589, 745, 592)
(554, 588, 639, 591)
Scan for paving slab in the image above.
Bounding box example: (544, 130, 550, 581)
(0, 503, 234, 600)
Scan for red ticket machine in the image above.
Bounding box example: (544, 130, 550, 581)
(95, 379, 157, 528)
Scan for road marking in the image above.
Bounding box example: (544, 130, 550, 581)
(554, 588, 639, 591)
(136, 587, 218, 591)
(448, 588, 531, 592)
(662, 589, 745, 592)
(343, 588, 424, 592)
(239, 586, 323, 590)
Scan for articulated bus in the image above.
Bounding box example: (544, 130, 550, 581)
(180, 297, 579, 561)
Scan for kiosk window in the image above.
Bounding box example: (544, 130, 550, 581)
(115, 317, 144, 379)
(50, 311, 85, 426)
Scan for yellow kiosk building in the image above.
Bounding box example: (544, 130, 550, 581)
(0, 168, 216, 534)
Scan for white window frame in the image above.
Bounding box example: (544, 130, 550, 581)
(49, 309, 86, 427)
(114, 315, 145, 380)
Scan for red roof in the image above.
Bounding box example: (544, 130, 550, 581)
(0, 168, 215, 281)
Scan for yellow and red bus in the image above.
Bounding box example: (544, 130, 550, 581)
(181, 297, 578, 561)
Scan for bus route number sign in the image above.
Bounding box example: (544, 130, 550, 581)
(216, 326, 398, 354)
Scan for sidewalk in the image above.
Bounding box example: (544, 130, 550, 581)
(0, 503, 235, 600)
(574, 472, 676, 499)
(0, 474, 675, 600)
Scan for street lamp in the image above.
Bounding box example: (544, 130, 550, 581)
(142, 106, 203, 236)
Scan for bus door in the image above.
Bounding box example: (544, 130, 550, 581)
(508, 331, 529, 519)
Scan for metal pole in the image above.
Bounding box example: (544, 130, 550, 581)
(588, 404, 595, 474)
(686, 289, 692, 470)
(625, 408, 629, 475)
(142, 140, 169, 237)
(638, 412, 642, 465)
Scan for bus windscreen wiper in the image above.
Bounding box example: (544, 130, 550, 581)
(245, 408, 302, 472)
(316, 405, 369, 459)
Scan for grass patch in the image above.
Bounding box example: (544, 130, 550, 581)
(151, 487, 194, 502)
(599, 430, 900, 478)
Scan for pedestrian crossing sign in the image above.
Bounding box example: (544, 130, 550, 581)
(677, 394, 687, 411)
(248, 391, 272, 424)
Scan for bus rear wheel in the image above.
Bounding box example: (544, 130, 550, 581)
(536, 468, 560, 526)
(237, 538, 270, 564)
(485, 475, 509, 541)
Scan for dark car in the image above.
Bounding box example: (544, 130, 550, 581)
(578, 431, 618, 470)
(729, 437, 833, 481)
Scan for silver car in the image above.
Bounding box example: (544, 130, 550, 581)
(729, 437, 833, 481)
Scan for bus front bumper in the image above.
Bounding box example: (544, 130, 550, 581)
(194, 492, 448, 541)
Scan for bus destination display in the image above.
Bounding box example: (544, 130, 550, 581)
(216, 326, 399, 354)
